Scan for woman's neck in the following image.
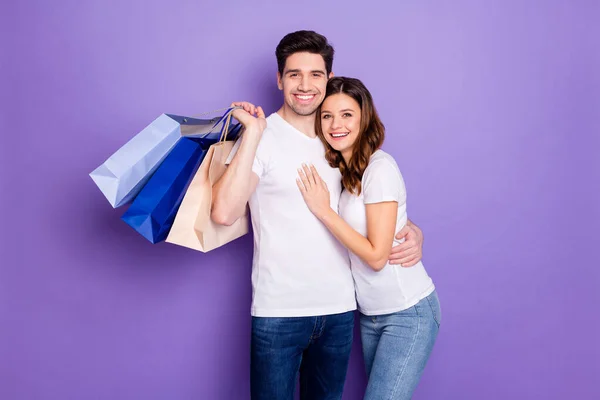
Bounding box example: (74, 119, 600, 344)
(341, 149, 352, 165)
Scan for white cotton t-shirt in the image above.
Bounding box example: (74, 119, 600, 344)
(338, 150, 435, 316)
(229, 113, 357, 317)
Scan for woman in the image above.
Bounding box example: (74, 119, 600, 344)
(296, 77, 440, 400)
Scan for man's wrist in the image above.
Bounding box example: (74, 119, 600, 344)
(240, 126, 262, 147)
(243, 124, 262, 136)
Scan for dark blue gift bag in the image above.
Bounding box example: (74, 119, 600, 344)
(121, 120, 242, 244)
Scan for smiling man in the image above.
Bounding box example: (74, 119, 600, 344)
(211, 31, 424, 400)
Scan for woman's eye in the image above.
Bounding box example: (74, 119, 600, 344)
(343, 113, 352, 118)
(322, 114, 331, 119)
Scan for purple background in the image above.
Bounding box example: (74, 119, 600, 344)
(2, 1, 599, 399)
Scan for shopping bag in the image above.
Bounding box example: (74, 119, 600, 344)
(166, 117, 249, 252)
(120, 137, 211, 244)
(90, 112, 233, 208)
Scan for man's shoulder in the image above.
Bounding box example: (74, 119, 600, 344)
(265, 112, 282, 129)
(260, 113, 281, 141)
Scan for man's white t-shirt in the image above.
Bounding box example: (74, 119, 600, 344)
(231, 113, 357, 317)
(339, 150, 435, 316)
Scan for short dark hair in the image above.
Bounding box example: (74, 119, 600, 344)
(275, 30, 334, 76)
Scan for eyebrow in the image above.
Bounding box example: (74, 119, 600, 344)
(321, 108, 356, 114)
(285, 69, 326, 75)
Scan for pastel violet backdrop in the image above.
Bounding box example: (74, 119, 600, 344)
(1, 1, 599, 399)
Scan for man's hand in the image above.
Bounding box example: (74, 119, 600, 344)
(388, 222, 423, 267)
(231, 102, 267, 133)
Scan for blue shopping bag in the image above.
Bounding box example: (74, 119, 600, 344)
(120, 117, 242, 244)
(90, 110, 236, 208)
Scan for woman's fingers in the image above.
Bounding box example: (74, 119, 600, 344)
(296, 178, 306, 193)
(298, 167, 311, 190)
(302, 164, 317, 186)
(309, 164, 322, 185)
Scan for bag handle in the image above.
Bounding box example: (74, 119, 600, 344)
(180, 106, 243, 141)
(191, 106, 233, 119)
(217, 106, 242, 142)
(180, 106, 239, 122)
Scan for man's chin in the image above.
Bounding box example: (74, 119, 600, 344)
(289, 104, 319, 117)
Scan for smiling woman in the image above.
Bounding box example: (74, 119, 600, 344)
(320, 94, 361, 148)
(297, 76, 439, 400)
(316, 77, 385, 196)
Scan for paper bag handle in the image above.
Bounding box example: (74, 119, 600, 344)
(216, 106, 243, 143)
(177, 106, 243, 141)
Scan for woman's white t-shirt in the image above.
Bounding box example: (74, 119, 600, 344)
(338, 150, 435, 316)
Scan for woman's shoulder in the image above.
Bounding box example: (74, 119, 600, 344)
(361, 150, 406, 202)
(366, 149, 400, 173)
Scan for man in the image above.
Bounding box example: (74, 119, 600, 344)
(212, 30, 424, 400)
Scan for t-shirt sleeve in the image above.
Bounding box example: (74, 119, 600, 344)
(224, 134, 269, 179)
(362, 158, 406, 204)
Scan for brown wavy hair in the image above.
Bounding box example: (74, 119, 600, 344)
(315, 77, 385, 195)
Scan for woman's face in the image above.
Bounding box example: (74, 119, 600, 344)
(319, 93, 362, 157)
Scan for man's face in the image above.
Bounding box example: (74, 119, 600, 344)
(277, 52, 333, 117)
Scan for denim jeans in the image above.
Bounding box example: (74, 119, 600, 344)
(250, 311, 354, 400)
(360, 291, 441, 400)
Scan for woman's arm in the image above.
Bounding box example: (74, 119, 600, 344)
(320, 203, 398, 271)
(297, 164, 398, 271)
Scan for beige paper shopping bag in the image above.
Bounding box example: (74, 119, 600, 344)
(166, 117, 249, 252)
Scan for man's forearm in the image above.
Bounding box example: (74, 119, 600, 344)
(211, 128, 261, 225)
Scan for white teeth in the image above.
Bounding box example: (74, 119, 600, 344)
(331, 133, 349, 138)
(296, 95, 314, 100)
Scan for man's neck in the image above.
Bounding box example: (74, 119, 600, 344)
(277, 105, 317, 138)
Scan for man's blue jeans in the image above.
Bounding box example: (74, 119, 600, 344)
(360, 291, 441, 400)
(251, 311, 354, 400)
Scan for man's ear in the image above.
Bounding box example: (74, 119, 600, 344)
(328, 71, 334, 79)
(277, 72, 283, 90)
